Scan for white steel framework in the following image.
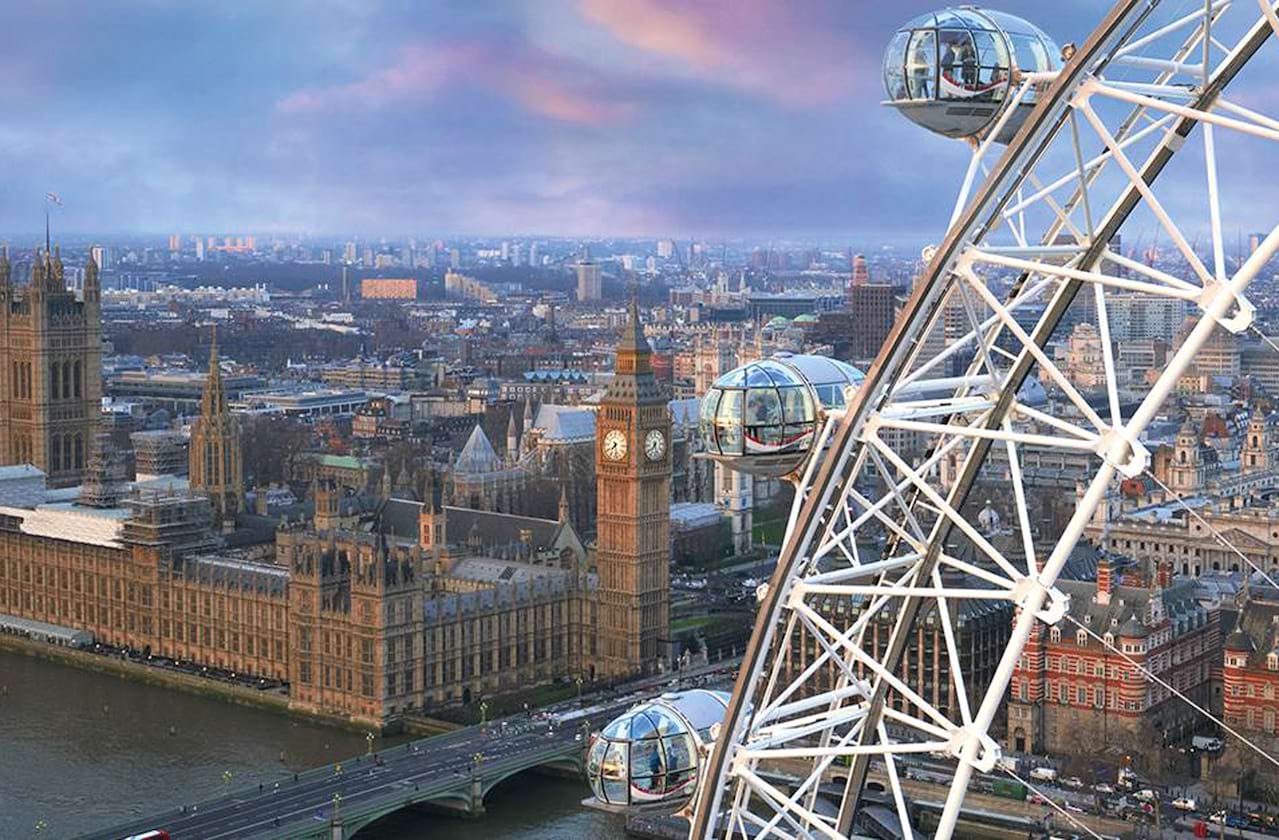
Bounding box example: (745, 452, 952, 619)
(691, 2, 1279, 838)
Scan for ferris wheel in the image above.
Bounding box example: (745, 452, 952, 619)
(689, 1, 1279, 838)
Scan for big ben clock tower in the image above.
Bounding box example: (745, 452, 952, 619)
(595, 297, 671, 678)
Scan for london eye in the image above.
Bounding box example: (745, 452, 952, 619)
(689, 1, 1279, 838)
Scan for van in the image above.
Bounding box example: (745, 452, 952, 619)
(1029, 766, 1058, 782)
(1192, 735, 1224, 752)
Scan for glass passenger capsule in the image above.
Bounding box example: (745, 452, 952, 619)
(700, 353, 865, 478)
(586, 689, 730, 809)
(883, 7, 1061, 143)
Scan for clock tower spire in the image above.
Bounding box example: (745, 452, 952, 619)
(594, 296, 671, 677)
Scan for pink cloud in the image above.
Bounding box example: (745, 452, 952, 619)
(278, 40, 632, 126)
(578, 0, 859, 106)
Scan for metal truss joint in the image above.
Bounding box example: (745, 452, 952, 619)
(1011, 577, 1069, 625)
(1096, 427, 1150, 477)
(945, 726, 1003, 774)
(1199, 281, 1255, 333)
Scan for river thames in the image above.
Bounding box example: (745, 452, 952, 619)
(0, 649, 625, 839)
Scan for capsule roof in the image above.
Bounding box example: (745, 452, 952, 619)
(883, 6, 1061, 142)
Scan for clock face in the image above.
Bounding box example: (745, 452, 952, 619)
(602, 429, 628, 461)
(644, 429, 666, 461)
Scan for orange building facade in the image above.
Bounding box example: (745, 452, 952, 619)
(359, 278, 417, 300)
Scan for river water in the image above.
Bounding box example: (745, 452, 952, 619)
(0, 649, 626, 839)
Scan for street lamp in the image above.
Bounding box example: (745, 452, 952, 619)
(366, 731, 375, 756)
(480, 700, 489, 726)
(576, 675, 583, 704)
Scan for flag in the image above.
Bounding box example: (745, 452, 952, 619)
(46, 192, 62, 206)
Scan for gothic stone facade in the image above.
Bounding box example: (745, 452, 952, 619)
(0, 249, 103, 488)
(594, 300, 671, 678)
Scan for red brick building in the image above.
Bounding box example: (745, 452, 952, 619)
(1223, 590, 1279, 736)
(1198, 588, 1279, 799)
(1008, 558, 1221, 769)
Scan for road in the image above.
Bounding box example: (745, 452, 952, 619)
(83, 709, 602, 840)
(84, 662, 741, 840)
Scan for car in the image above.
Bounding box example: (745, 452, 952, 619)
(1133, 788, 1157, 803)
(1172, 797, 1197, 812)
(1064, 801, 1085, 814)
(1209, 811, 1227, 824)
(1029, 766, 1059, 782)
(1093, 782, 1114, 794)
(1062, 776, 1084, 789)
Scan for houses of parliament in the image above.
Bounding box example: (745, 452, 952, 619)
(0, 248, 671, 726)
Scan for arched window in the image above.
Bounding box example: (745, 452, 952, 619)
(50, 363, 60, 402)
(73, 361, 82, 398)
(50, 434, 61, 472)
(1179, 450, 1187, 464)
(63, 436, 72, 472)
(74, 434, 84, 469)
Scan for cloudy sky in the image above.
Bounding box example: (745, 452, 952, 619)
(1, 0, 1261, 240)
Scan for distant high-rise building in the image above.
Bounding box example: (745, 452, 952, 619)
(1251, 232, 1267, 255)
(500, 241, 510, 262)
(361, 247, 374, 268)
(343, 241, 357, 263)
(575, 259, 603, 302)
(449, 248, 461, 270)
(194, 238, 205, 262)
(511, 243, 523, 267)
(850, 253, 869, 288)
(847, 282, 897, 362)
(91, 245, 113, 271)
(168, 234, 180, 253)
(657, 239, 674, 259)
(529, 242, 539, 266)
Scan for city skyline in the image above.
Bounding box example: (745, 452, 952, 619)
(0, 1, 1153, 240)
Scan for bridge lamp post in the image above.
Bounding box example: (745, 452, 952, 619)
(366, 731, 374, 756)
(221, 770, 232, 792)
(575, 675, 583, 704)
(332, 792, 341, 821)
(480, 700, 489, 726)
